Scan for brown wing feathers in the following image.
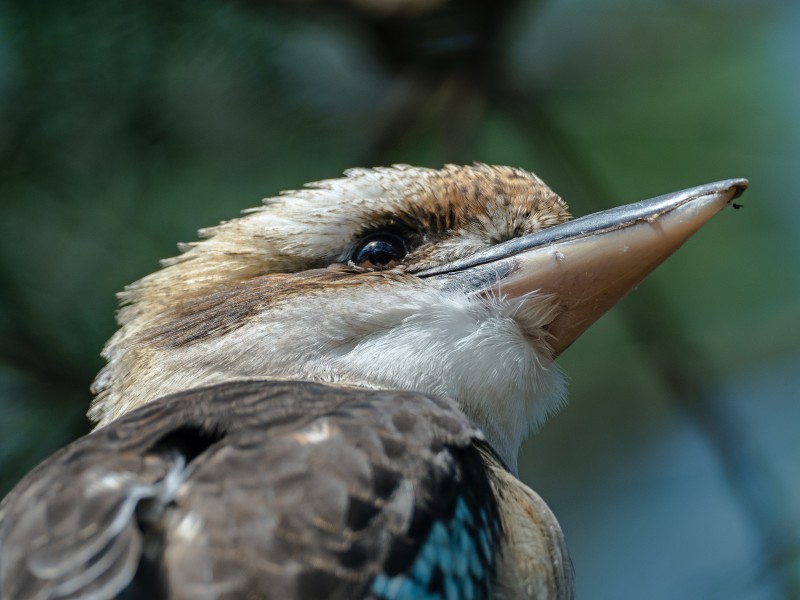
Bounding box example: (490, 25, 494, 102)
(0, 381, 500, 600)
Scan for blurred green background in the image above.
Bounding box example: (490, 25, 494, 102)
(1, 0, 798, 598)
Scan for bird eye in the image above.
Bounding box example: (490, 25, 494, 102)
(351, 233, 407, 270)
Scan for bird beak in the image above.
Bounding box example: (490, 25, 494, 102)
(418, 179, 748, 358)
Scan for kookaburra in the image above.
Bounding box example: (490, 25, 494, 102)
(0, 165, 746, 600)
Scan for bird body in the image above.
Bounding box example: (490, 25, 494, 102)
(0, 381, 570, 599)
(0, 165, 747, 599)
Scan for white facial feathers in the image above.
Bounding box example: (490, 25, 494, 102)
(91, 164, 571, 469)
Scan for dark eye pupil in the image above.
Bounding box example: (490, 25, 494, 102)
(353, 235, 406, 268)
(361, 241, 394, 264)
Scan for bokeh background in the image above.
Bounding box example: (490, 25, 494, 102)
(1, 0, 798, 598)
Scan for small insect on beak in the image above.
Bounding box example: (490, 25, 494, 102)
(418, 179, 749, 357)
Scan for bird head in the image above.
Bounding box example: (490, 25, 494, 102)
(90, 164, 746, 471)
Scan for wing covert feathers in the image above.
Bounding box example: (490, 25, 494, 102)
(0, 381, 502, 600)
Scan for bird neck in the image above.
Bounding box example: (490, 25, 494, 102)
(91, 279, 565, 471)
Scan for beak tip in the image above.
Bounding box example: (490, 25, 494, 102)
(731, 179, 749, 200)
(690, 178, 749, 220)
(716, 178, 749, 201)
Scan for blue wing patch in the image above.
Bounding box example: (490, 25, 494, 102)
(370, 454, 502, 600)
